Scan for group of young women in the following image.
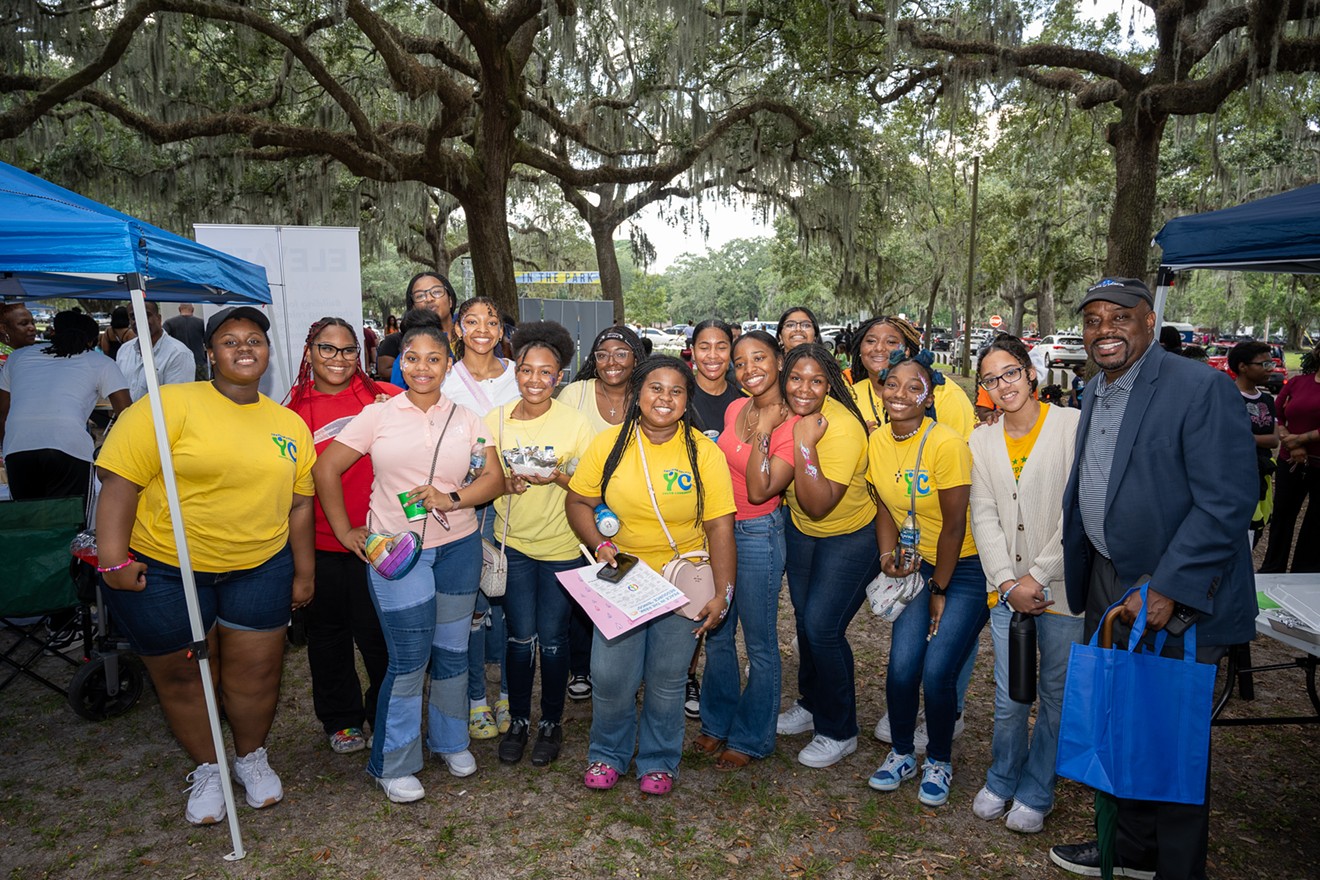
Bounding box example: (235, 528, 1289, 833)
(90, 286, 1081, 834)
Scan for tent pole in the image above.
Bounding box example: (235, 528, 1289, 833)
(127, 284, 246, 861)
(1154, 266, 1174, 329)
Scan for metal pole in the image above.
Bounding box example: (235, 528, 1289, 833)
(963, 154, 980, 376)
(126, 283, 246, 861)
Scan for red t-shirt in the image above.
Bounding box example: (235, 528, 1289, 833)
(1276, 372, 1320, 459)
(287, 376, 402, 552)
(715, 397, 799, 520)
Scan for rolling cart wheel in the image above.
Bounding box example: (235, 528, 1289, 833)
(68, 654, 145, 721)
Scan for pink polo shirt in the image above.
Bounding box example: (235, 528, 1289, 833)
(336, 392, 492, 548)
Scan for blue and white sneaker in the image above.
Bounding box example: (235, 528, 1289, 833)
(918, 759, 953, 807)
(867, 750, 918, 792)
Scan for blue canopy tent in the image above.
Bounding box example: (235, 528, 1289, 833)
(1152, 184, 1320, 323)
(0, 160, 271, 861)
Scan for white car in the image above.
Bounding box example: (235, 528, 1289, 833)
(1032, 334, 1086, 367)
(741, 321, 778, 337)
(636, 327, 685, 350)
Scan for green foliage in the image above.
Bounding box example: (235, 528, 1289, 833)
(624, 273, 670, 326)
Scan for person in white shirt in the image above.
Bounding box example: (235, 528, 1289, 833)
(116, 301, 196, 402)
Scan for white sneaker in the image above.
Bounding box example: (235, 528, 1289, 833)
(777, 703, 814, 735)
(441, 748, 477, 778)
(232, 747, 283, 809)
(1005, 800, 1049, 833)
(184, 762, 226, 825)
(972, 785, 1010, 820)
(913, 712, 964, 754)
(797, 734, 857, 768)
(377, 774, 425, 803)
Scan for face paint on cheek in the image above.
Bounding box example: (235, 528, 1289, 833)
(913, 376, 931, 407)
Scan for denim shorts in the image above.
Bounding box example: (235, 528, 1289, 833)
(102, 544, 294, 656)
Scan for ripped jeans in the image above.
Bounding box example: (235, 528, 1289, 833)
(502, 546, 578, 724)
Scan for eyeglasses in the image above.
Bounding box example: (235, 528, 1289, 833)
(594, 350, 633, 364)
(315, 343, 360, 360)
(412, 286, 448, 302)
(979, 365, 1026, 390)
(782, 320, 814, 332)
(1247, 360, 1274, 368)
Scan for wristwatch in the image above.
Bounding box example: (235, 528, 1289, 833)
(927, 579, 947, 597)
(448, 491, 462, 508)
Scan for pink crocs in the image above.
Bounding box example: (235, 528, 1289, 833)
(639, 771, 673, 795)
(583, 761, 619, 790)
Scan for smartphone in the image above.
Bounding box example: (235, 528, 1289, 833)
(596, 553, 639, 584)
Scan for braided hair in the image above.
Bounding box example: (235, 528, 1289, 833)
(570, 324, 647, 382)
(43, 310, 99, 358)
(599, 355, 707, 524)
(781, 343, 868, 431)
(286, 317, 386, 408)
(849, 315, 923, 385)
(451, 296, 501, 361)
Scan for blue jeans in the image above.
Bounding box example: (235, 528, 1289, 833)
(588, 611, 695, 778)
(365, 531, 481, 779)
(468, 510, 508, 702)
(984, 603, 1083, 812)
(700, 508, 785, 757)
(502, 546, 577, 724)
(887, 554, 988, 763)
(785, 517, 881, 741)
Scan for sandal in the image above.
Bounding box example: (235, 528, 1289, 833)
(692, 733, 725, 755)
(639, 771, 673, 795)
(715, 748, 753, 771)
(583, 762, 619, 790)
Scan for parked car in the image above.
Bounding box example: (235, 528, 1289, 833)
(636, 327, 685, 349)
(741, 320, 778, 337)
(1032, 334, 1086, 367)
(818, 325, 846, 351)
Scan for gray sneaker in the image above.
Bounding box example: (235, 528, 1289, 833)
(231, 747, 283, 809)
(184, 762, 226, 825)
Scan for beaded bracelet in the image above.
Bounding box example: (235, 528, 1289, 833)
(595, 540, 617, 556)
(999, 580, 1023, 604)
(97, 556, 135, 573)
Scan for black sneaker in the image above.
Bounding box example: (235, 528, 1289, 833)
(530, 721, 563, 767)
(684, 673, 701, 720)
(1049, 841, 1156, 879)
(567, 674, 592, 701)
(498, 719, 529, 764)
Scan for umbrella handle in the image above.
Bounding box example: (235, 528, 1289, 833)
(1099, 605, 1125, 650)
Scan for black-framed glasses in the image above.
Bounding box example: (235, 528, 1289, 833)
(315, 343, 360, 360)
(979, 365, 1026, 390)
(412, 286, 448, 302)
(782, 320, 814, 332)
(1248, 360, 1274, 368)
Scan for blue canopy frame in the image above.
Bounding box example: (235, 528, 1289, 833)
(0, 160, 270, 861)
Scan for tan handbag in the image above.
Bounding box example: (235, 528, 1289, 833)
(635, 428, 715, 620)
(479, 408, 511, 598)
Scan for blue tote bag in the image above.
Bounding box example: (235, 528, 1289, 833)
(1055, 584, 1216, 805)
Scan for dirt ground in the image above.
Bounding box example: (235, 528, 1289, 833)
(2, 559, 1319, 879)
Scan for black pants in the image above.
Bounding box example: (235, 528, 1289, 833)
(1259, 461, 1320, 573)
(307, 550, 389, 734)
(1084, 551, 1224, 880)
(6, 449, 91, 502)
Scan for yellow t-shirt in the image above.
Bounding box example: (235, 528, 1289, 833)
(785, 396, 874, 538)
(484, 400, 597, 561)
(1004, 403, 1050, 481)
(866, 416, 977, 562)
(557, 379, 619, 436)
(852, 376, 975, 441)
(569, 424, 737, 572)
(97, 382, 316, 571)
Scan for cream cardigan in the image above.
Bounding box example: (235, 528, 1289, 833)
(969, 404, 1081, 616)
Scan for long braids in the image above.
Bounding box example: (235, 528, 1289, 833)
(849, 315, 923, 385)
(286, 317, 384, 408)
(599, 355, 706, 524)
(451, 296, 500, 362)
(783, 343, 869, 432)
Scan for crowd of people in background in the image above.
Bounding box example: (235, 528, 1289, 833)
(0, 273, 1290, 880)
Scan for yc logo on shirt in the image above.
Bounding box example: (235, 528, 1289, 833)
(662, 469, 694, 493)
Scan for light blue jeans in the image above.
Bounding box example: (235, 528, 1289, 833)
(887, 554, 988, 763)
(365, 531, 481, 779)
(984, 602, 1084, 812)
(700, 508, 785, 758)
(588, 611, 695, 778)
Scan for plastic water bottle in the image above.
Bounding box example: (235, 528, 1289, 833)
(462, 438, 486, 486)
(1009, 611, 1037, 704)
(594, 503, 620, 537)
(898, 511, 920, 568)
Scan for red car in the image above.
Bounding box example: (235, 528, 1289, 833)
(1205, 343, 1287, 394)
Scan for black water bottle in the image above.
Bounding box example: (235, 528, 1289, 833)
(1009, 611, 1037, 704)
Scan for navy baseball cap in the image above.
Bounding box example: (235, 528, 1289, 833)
(205, 306, 270, 345)
(1077, 277, 1154, 311)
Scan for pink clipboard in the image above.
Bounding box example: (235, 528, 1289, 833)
(555, 561, 688, 640)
